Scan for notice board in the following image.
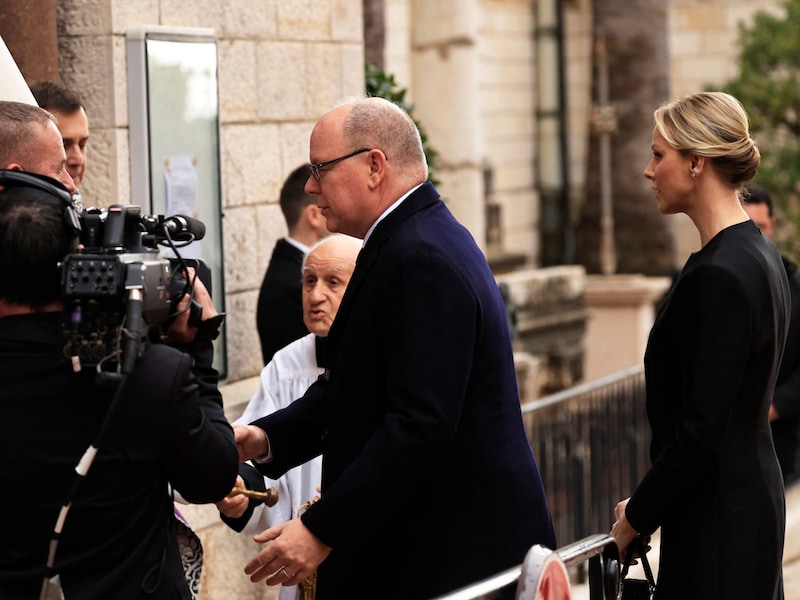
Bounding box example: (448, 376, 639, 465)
(127, 26, 227, 376)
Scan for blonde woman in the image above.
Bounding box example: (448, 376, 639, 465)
(611, 92, 789, 599)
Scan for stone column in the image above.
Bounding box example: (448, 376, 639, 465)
(0, 0, 59, 84)
(583, 274, 672, 381)
(56, 0, 136, 209)
(409, 0, 484, 243)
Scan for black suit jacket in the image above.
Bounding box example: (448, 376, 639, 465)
(255, 183, 555, 599)
(771, 257, 800, 479)
(627, 221, 789, 599)
(0, 313, 238, 600)
(256, 238, 308, 364)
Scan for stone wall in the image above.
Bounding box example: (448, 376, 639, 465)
(383, 0, 540, 263)
(497, 265, 587, 396)
(478, 0, 538, 261)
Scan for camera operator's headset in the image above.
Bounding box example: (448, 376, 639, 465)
(0, 169, 82, 234)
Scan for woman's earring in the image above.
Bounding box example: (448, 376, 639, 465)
(690, 170, 696, 179)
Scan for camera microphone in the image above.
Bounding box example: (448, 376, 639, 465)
(163, 215, 206, 241)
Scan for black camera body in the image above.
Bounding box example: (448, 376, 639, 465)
(62, 252, 173, 325)
(0, 170, 210, 381)
(60, 204, 205, 377)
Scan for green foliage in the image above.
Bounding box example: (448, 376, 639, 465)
(364, 63, 440, 187)
(720, 0, 800, 260)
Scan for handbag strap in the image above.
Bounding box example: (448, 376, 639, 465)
(621, 535, 656, 587)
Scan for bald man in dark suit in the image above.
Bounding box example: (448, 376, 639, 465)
(235, 97, 555, 599)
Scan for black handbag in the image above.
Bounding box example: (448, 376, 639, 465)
(620, 535, 656, 600)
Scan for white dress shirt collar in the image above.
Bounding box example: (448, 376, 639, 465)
(362, 183, 424, 247)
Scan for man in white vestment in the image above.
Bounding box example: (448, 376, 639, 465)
(216, 234, 360, 600)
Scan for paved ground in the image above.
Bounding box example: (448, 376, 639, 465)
(570, 480, 800, 599)
(783, 480, 800, 599)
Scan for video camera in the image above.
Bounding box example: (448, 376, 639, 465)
(61, 204, 215, 381)
(0, 169, 219, 384)
(64, 204, 205, 324)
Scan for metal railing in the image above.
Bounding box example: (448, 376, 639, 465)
(434, 534, 620, 600)
(434, 365, 648, 599)
(522, 365, 649, 551)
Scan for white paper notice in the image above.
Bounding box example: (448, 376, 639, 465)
(164, 155, 202, 258)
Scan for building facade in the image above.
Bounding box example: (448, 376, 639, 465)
(21, 0, 782, 386)
(1, 0, 787, 596)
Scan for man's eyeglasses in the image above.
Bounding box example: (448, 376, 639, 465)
(309, 148, 371, 181)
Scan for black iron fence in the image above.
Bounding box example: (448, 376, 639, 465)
(522, 364, 650, 552)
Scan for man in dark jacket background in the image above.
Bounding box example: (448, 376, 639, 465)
(743, 183, 800, 483)
(256, 164, 328, 364)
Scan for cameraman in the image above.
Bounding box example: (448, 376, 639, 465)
(0, 100, 76, 192)
(0, 183, 238, 599)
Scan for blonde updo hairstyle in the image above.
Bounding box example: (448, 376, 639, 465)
(654, 92, 760, 188)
